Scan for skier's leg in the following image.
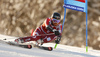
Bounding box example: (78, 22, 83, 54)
(32, 28, 44, 45)
(14, 35, 41, 43)
(42, 34, 57, 43)
(15, 28, 41, 43)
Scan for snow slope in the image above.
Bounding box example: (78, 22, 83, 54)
(0, 34, 100, 57)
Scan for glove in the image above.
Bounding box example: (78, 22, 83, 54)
(55, 36, 61, 44)
(46, 25, 53, 32)
(53, 29, 60, 36)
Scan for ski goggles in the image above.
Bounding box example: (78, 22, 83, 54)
(52, 19, 60, 23)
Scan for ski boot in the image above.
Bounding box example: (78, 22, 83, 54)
(33, 38, 44, 47)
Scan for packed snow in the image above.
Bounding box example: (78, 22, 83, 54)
(0, 34, 100, 57)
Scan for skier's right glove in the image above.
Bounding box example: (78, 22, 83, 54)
(53, 29, 60, 36)
(46, 25, 60, 36)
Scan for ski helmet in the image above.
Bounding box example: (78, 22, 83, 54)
(51, 12, 61, 20)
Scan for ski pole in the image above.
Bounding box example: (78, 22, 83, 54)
(3, 37, 18, 40)
(54, 44, 57, 49)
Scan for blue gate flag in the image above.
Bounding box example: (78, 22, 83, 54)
(63, 0, 86, 12)
(63, 0, 88, 52)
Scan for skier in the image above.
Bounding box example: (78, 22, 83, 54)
(15, 12, 62, 46)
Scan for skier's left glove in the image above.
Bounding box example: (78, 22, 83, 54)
(55, 36, 61, 44)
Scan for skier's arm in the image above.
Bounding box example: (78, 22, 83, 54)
(44, 18, 53, 32)
(55, 24, 62, 44)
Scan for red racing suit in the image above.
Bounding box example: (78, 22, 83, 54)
(19, 18, 62, 44)
(32, 18, 62, 43)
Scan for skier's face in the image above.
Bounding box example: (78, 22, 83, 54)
(52, 18, 60, 26)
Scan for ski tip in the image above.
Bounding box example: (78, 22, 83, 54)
(27, 45, 32, 49)
(3, 38, 7, 40)
(48, 47, 53, 51)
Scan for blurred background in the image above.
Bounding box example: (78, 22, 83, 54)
(0, 0, 100, 50)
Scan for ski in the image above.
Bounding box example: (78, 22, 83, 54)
(7, 41, 53, 51)
(7, 41, 32, 49)
(34, 45, 53, 51)
(1, 39, 53, 51)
